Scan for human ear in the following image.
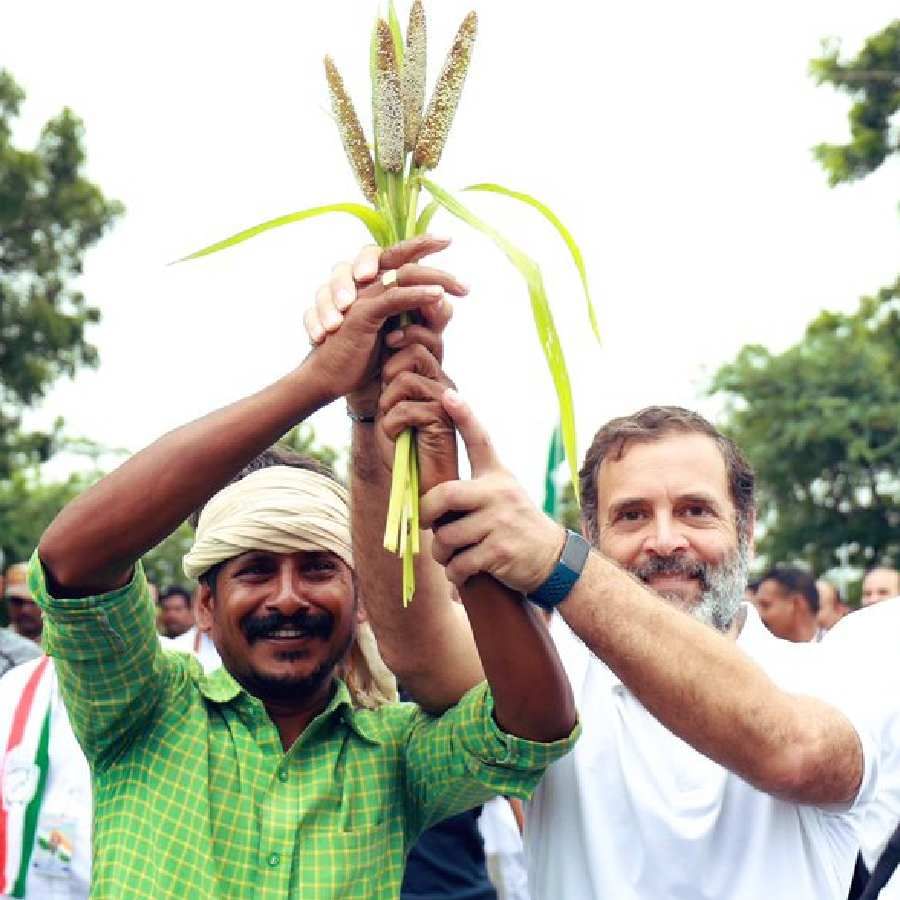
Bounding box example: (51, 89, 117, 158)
(195, 582, 215, 632)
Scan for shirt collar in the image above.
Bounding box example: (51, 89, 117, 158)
(198, 668, 383, 745)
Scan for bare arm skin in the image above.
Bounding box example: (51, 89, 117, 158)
(310, 238, 482, 713)
(39, 272, 456, 595)
(350, 422, 484, 712)
(558, 555, 863, 803)
(420, 394, 864, 804)
(378, 354, 575, 741)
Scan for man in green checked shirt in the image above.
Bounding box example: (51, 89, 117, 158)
(29, 237, 578, 899)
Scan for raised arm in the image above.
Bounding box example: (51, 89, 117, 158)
(419, 410, 864, 805)
(40, 270, 453, 594)
(34, 275, 455, 765)
(307, 237, 482, 712)
(378, 349, 574, 741)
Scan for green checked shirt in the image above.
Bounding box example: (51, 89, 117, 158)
(29, 553, 577, 899)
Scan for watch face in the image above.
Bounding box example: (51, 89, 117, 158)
(560, 531, 590, 571)
(2, 753, 40, 807)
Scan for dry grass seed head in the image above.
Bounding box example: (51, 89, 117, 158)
(324, 56, 378, 204)
(375, 19, 405, 173)
(402, 0, 427, 153)
(413, 10, 477, 171)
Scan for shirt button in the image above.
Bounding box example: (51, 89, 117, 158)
(267, 852, 280, 867)
(277, 769, 288, 783)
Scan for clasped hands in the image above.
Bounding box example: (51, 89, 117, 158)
(304, 237, 565, 596)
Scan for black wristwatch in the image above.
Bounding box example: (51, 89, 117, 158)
(526, 530, 591, 610)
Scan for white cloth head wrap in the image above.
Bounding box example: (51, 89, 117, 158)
(183, 466, 353, 580)
(182, 464, 397, 709)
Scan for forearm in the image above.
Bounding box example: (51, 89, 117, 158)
(350, 422, 483, 712)
(40, 359, 335, 593)
(459, 574, 575, 742)
(560, 552, 862, 803)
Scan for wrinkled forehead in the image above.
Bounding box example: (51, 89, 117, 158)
(596, 433, 732, 512)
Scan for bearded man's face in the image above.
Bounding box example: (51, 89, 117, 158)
(593, 433, 749, 631)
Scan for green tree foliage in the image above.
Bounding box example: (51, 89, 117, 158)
(280, 423, 342, 474)
(710, 280, 900, 574)
(141, 523, 196, 591)
(810, 20, 900, 186)
(0, 467, 95, 569)
(0, 423, 345, 607)
(0, 69, 123, 478)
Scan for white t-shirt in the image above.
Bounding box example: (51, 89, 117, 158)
(823, 597, 900, 899)
(0, 658, 91, 900)
(479, 797, 530, 900)
(159, 626, 221, 673)
(525, 603, 878, 900)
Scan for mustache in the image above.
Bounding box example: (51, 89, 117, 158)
(629, 554, 710, 590)
(242, 610, 335, 643)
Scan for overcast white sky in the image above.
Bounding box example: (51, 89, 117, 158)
(3, 1, 898, 500)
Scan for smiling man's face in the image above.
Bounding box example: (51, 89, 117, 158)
(594, 432, 747, 629)
(197, 548, 356, 707)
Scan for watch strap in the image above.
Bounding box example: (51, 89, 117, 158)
(526, 530, 591, 610)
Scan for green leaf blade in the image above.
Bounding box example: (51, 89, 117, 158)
(464, 182, 600, 342)
(174, 203, 390, 262)
(420, 177, 581, 502)
(414, 199, 440, 235)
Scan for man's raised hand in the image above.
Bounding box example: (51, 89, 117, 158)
(303, 236, 467, 412)
(378, 344, 459, 494)
(420, 391, 567, 593)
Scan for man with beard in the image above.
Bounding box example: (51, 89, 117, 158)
(24, 241, 578, 899)
(323, 289, 876, 899)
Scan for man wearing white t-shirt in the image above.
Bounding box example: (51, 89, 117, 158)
(823, 598, 900, 899)
(359, 389, 876, 899)
(307, 242, 878, 899)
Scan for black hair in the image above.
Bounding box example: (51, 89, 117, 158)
(760, 566, 819, 614)
(158, 585, 192, 607)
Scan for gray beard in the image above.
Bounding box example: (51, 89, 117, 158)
(630, 540, 750, 633)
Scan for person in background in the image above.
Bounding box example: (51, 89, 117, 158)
(816, 579, 850, 632)
(744, 576, 761, 606)
(755, 566, 823, 642)
(156, 584, 195, 638)
(0, 656, 91, 899)
(0, 600, 41, 678)
(160, 585, 222, 672)
(4, 563, 43, 644)
(861, 566, 900, 607)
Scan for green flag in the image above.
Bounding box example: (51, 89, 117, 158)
(543, 424, 566, 519)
